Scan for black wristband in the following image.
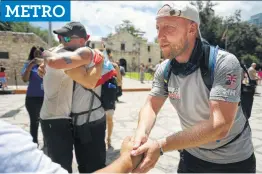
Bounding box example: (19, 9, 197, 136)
(160, 147, 164, 156)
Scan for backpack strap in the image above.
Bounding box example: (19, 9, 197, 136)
(72, 88, 95, 127)
(240, 63, 252, 84)
(209, 45, 219, 84)
(70, 84, 102, 121)
(164, 60, 172, 86)
(200, 45, 219, 91)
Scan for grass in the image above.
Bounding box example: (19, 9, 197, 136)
(125, 72, 154, 81)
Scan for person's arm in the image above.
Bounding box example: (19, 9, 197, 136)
(133, 62, 168, 149)
(95, 136, 143, 173)
(43, 47, 103, 70)
(158, 53, 241, 152)
(21, 61, 36, 82)
(112, 63, 122, 86)
(0, 120, 144, 174)
(95, 154, 135, 173)
(64, 59, 104, 89)
(0, 120, 68, 173)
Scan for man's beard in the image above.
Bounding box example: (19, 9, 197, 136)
(162, 38, 189, 59)
(64, 44, 82, 51)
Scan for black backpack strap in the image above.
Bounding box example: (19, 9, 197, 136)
(85, 88, 102, 103)
(71, 84, 102, 125)
(164, 60, 173, 88)
(215, 121, 249, 149)
(200, 44, 219, 91)
(72, 88, 95, 126)
(240, 63, 252, 83)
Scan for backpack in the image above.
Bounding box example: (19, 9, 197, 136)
(163, 43, 256, 149)
(70, 77, 117, 127)
(70, 47, 118, 125)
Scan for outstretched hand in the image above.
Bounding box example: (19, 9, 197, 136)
(120, 136, 143, 170)
(131, 139, 161, 173)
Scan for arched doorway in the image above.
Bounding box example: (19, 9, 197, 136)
(119, 58, 127, 72)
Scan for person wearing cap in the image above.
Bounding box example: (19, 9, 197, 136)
(131, 3, 255, 173)
(38, 21, 106, 173)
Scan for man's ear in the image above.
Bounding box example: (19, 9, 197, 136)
(188, 22, 198, 37)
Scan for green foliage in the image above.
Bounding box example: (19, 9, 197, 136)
(0, 22, 58, 46)
(191, 0, 262, 64)
(115, 20, 145, 38)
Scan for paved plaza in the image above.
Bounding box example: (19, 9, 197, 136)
(1, 87, 262, 173)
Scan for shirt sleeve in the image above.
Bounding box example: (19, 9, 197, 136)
(0, 121, 68, 173)
(209, 53, 241, 103)
(149, 62, 168, 97)
(21, 62, 29, 76)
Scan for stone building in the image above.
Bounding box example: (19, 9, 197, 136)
(89, 30, 161, 71)
(0, 31, 48, 86)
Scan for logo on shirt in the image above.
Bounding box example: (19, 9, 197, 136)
(225, 74, 237, 89)
(168, 87, 181, 100)
(223, 88, 237, 96)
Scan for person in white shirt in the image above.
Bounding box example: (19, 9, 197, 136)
(0, 120, 143, 173)
(38, 22, 104, 173)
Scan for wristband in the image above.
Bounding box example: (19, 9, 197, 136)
(93, 51, 103, 64)
(160, 147, 164, 156)
(157, 140, 164, 156)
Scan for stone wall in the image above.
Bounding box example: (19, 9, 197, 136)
(0, 31, 48, 86)
(89, 30, 161, 71)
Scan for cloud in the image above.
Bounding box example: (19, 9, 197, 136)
(31, 1, 262, 42)
(213, 1, 262, 21)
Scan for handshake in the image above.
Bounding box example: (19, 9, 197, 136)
(114, 134, 162, 173)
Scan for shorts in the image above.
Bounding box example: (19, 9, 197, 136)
(0, 77, 7, 83)
(105, 109, 115, 116)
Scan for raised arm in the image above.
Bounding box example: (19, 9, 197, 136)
(21, 60, 36, 82)
(65, 59, 104, 89)
(44, 47, 102, 70)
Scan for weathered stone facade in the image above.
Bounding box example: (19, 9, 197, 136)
(89, 30, 161, 71)
(0, 31, 48, 86)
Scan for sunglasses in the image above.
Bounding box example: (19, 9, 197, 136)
(58, 34, 90, 43)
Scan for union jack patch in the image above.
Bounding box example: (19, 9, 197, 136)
(225, 74, 237, 88)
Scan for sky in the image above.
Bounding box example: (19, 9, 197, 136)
(31, 1, 262, 42)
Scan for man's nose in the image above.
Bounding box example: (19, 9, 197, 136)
(157, 30, 166, 41)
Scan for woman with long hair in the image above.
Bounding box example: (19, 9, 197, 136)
(21, 46, 44, 145)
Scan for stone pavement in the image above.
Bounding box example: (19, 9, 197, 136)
(1, 87, 262, 173)
(122, 77, 152, 89)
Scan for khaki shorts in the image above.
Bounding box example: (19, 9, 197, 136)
(105, 109, 115, 116)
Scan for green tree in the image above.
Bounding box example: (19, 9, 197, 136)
(0, 22, 58, 46)
(0, 22, 12, 31)
(191, 1, 262, 64)
(191, 0, 224, 46)
(224, 11, 262, 64)
(115, 20, 145, 38)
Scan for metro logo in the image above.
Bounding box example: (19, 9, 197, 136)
(0, 1, 71, 21)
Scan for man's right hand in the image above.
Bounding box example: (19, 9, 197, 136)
(132, 129, 149, 154)
(37, 63, 46, 78)
(120, 136, 143, 171)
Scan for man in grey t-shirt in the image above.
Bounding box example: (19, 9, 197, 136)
(130, 3, 255, 173)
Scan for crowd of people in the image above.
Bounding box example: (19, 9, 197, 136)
(0, 2, 260, 173)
